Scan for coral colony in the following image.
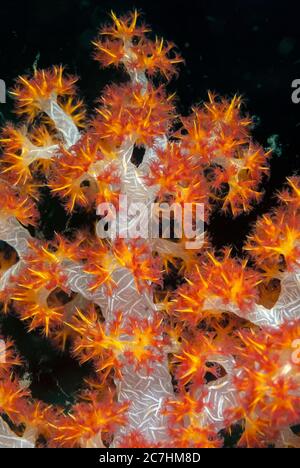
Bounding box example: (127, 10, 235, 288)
(0, 10, 300, 449)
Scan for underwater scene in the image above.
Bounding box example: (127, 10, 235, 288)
(0, 0, 300, 450)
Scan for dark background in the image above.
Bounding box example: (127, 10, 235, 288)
(0, 0, 300, 415)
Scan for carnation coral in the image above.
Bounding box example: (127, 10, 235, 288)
(0, 10, 299, 449)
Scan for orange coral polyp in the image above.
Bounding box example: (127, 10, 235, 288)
(59, 97, 86, 128)
(204, 250, 261, 311)
(48, 134, 119, 212)
(169, 424, 221, 448)
(11, 66, 78, 120)
(0, 124, 56, 185)
(229, 322, 300, 438)
(0, 180, 38, 225)
(279, 176, 300, 208)
(0, 377, 30, 424)
(101, 10, 149, 42)
(118, 430, 161, 448)
(112, 239, 162, 290)
(26, 234, 83, 266)
(94, 10, 183, 79)
(173, 337, 218, 387)
(51, 392, 129, 447)
(0, 338, 22, 376)
(131, 37, 183, 79)
(70, 306, 167, 373)
(163, 392, 206, 424)
(69, 307, 125, 369)
(245, 207, 300, 271)
(173, 250, 261, 324)
(123, 315, 167, 369)
(93, 39, 126, 68)
(94, 82, 176, 146)
(9, 262, 69, 335)
(177, 94, 251, 162)
(147, 142, 208, 205)
(173, 93, 269, 216)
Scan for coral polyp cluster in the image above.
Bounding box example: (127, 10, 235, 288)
(0, 11, 299, 448)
